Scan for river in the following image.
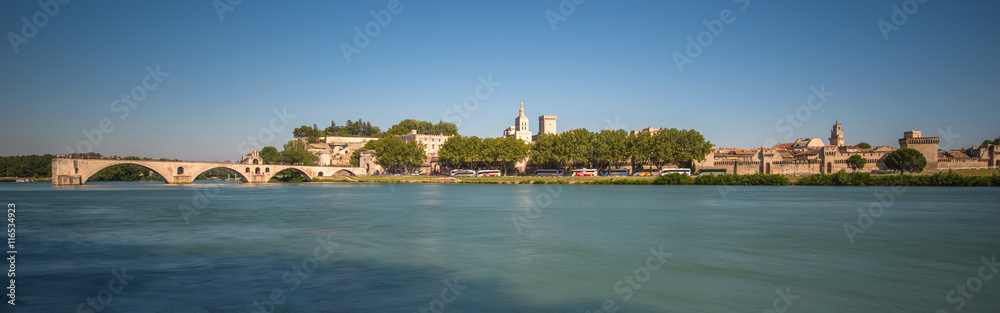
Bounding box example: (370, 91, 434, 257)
(3, 182, 999, 312)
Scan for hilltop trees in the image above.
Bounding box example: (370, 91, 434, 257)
(386, 119, 459, 136)
(856, 142, 872, 149)
(884, 148, 927, 173)
(324, 119, 382, 137)
(846, 154, 867, 172)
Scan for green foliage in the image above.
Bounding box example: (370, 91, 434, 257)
(438, 136, 528, 174)
(594, 129, 630, 171)
(385, 119, 459, 136)
(856, 142, 872, 149)
(884, 148, 927, 173)
(292, 125, 322, 142)
(0, 154, 54, 177)
(653, 173, 694, 185)
(846, 154, 867, 172)
(529, 133, 572, 170)
(693, 174, 790, 186)
(259, 146, 281, 164)
(269, 169, 310, 182)
(356, 136, 426, 173)
(323, 119, 382, 137)
(280, 140, 319, 165)
(797, 171, 999, 187)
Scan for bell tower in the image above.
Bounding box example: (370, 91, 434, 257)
(830, 119, 845, 146)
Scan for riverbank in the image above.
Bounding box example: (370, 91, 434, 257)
(311, 169, 1000, 187)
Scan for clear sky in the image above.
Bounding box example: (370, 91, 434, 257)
(1, 1, 998, 161)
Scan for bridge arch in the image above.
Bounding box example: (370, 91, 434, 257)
(331, 169, 357, 177)
(192, 166, 250, 182)
(82, 162, 169, 185)
(266, 167, 313, 182)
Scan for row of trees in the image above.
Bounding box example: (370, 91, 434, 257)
(529, 128, 712, 172)
(0, 154, 54, 177)
(438, 136, 530, 175)
(293, 119, 459, 143)
(384, 119, 459, 136)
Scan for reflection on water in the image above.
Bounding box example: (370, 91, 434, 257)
(3, 182, 999, 312)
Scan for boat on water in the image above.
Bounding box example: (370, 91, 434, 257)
(15, 178, 33, 183)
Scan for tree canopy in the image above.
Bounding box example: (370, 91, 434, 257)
(884, 148, 927, 173)
(352, 136, 426, 174)
(529, 128, 712, 172)
(846, 154, 867, 172)
(856, 142, 872, 149)
(323, 119, 382, 137)
(386, 119, 459, 136)
(438, 136, 529, 175)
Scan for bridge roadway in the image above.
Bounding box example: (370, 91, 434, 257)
(51, 158, 367, 185)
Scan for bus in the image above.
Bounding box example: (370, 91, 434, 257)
(534, 169, 564, 177)
(476, 170, 501, 177)
(450, 169, 476, 177)
(695, 169, 727, 176)
(632, 171, 658, 176)
(572, 169, 598, 177)
(659, 168, 692, 176)
(600, 169, 630, 177)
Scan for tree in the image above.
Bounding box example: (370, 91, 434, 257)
(628, 131, 653, 172)
(292, 125, 321, 143)
(280, 140, 318, 165)
(884, 148, 927, 173)
(594, 129, 629, 170)
(359, 136, 426, 173)
(846, 154, 867, 172)
(529, 133, 571, 170)
(856, 142, 872, 149)
(259, 146, 281, 164)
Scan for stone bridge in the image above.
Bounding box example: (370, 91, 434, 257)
(51, 157, 367, 185)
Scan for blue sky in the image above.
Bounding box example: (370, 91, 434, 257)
(1, 1, 998, 161)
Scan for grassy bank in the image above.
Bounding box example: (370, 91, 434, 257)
(307, 169, 1000, 187)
